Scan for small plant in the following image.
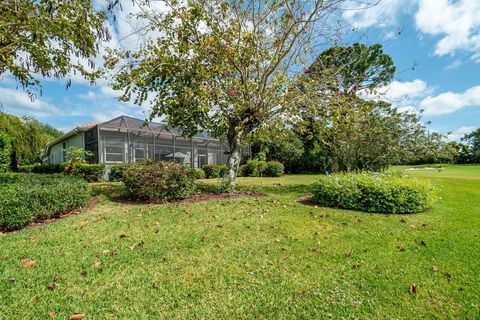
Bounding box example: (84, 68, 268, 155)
(191, 168, 206, 179)
(257, 160, 267, 177)
(311, 172, 437, 214)
(265, 161, 284, 177)
(246, 159, 259, 177)
(110, 164, 128, 181)
(202, 164, 222, 179)
(123, 161, 195, 202)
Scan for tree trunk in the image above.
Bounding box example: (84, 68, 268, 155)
(221, 131, 243, 190)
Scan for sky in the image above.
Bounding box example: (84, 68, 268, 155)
(0, 0, 479, 140)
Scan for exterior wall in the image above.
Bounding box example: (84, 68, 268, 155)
(48, 132, 84, 164)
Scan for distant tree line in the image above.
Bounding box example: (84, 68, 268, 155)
(0, 111, 63, 171)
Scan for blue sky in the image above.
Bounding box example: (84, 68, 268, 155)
(0, 0, 479, 140)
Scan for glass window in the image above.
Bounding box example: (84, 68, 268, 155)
(105, 136, 124, 163)
(133, 142, 146, 161)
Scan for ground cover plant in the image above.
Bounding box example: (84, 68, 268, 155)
(311, 172, 437, 214)
(0, 173, 90, 230)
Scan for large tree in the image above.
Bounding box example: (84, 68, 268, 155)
(0, 0, 108, 90)
(462, 128, 480, 162)
(106, 0, 349, 188)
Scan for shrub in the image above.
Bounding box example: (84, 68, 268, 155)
(311, 173, 436, 214)
(0, 173, 90, 230)
(70, 163, 105, 182)
(123, 161, 195, 202)
(110, 164, 128, 182)
(219, 165, 227, 177)
(239, 164, 249, 177)
(257, 160, 267, 177)
(17, 165, 34, 173)
(265, 161, 284, 177)
(191, 168, 206, 179)
(246, 159, 259, 177)
(31, 163, 65, 174)
(202, 164, 222, 179)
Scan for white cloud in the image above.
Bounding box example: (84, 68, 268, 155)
(447, 126, 476, 141)
(0, 87, 58, 115)
(343, 0, 415, 29)
(379, 79, 429, 100)
(78, 91, 97, 100)
(420, 85, 480, 116)
(415, 0, 480, 60)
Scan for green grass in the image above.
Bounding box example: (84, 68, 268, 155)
(1, 167, 480, 319)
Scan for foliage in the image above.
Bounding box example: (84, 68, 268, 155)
(31, 163, 65, 174)
(64, 147, 93, 174)
(70, 163, 105, 182)
(202, 164, 222, 179)
(123, 161, 195, 202)
(461, 128, 480, 162)
(257, 161, 267, 177)
(109, 164, 128, 182)
(191, 168, 206, 179)
(0, 111, 63, 167)
(0, 0, 108, 90)
(265, 161, 285, 177)
(105, 0, 348, 187)
(311, 173, 436, 214)
(246, 160, 260, 177)
(219, 165, 227, 177)
(0, 173, 90, 230)
(0, 132, 12, 172)
(239, 164, 249, 177)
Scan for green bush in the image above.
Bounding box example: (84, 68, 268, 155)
(257, 160, 267, 177)
(191, 168, 206, 179)
(311, 173, 436, 214)
(31, 163, 65, 174)
(219, 165, 227, 177)
(0, 173, 90, 230)
(246, 159, 259, 177)
(239, 164, 249, 177)
(265, 161, 284, 177)
(110, 164, 128, 182)
(123, 161, 195, 202)
(70, 163, 105, 182)
(17, 165, 34, 173)
(202, 164, 222, 179)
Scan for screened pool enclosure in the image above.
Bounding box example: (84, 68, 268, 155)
(45, 115, 250, 168)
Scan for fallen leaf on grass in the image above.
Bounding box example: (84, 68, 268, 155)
(79, 221, 88, 227)
(443, 272, 452, 280)
(47, 283, 57, 291)
(93, 262, 103, 270)
(119, 234, 127, 239)
(129, 240, 145, 250)
(0, 232, 6, 237)
(432, 266, 438, 272)
(214, 252, 221, 257)
(409, 284, 417, 294)
(20, 258, 36, 269)
(69, 312, 85, 320)
(31, 295, 40, 302)
(352, 264, 361, 270)
(48, 311, 56, 318)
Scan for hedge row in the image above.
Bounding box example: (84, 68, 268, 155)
(0, 173, 90, 230)
(17, 163, 105, 182)
(311, 173, 436, 214)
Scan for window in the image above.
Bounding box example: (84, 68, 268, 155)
(104, 136, 124, 162)
(133, 142, 146, 161)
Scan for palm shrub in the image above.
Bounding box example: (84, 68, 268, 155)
(311, 172, 436, 214)
(123, 161, 195, 202)
(0, 173, 90, 230)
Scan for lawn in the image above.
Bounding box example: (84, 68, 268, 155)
(1, 166, 479, 319)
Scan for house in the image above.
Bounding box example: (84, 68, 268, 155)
(44, 115, 250, 168)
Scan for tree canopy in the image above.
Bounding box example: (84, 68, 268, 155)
(0, 0, 108, 90)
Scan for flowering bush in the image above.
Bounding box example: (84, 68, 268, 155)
(311, 173, 436, 214)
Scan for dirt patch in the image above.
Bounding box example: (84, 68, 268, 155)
(296, 195, 319, 207)
(109, 190, 267, 205)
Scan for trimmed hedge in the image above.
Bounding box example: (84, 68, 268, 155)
(109, 164, 128, 182)
(123, 161, 195, 202)
(71, 163, 105, 182)
(311, 173, 436, 214)
(0, 173, 90, 230)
